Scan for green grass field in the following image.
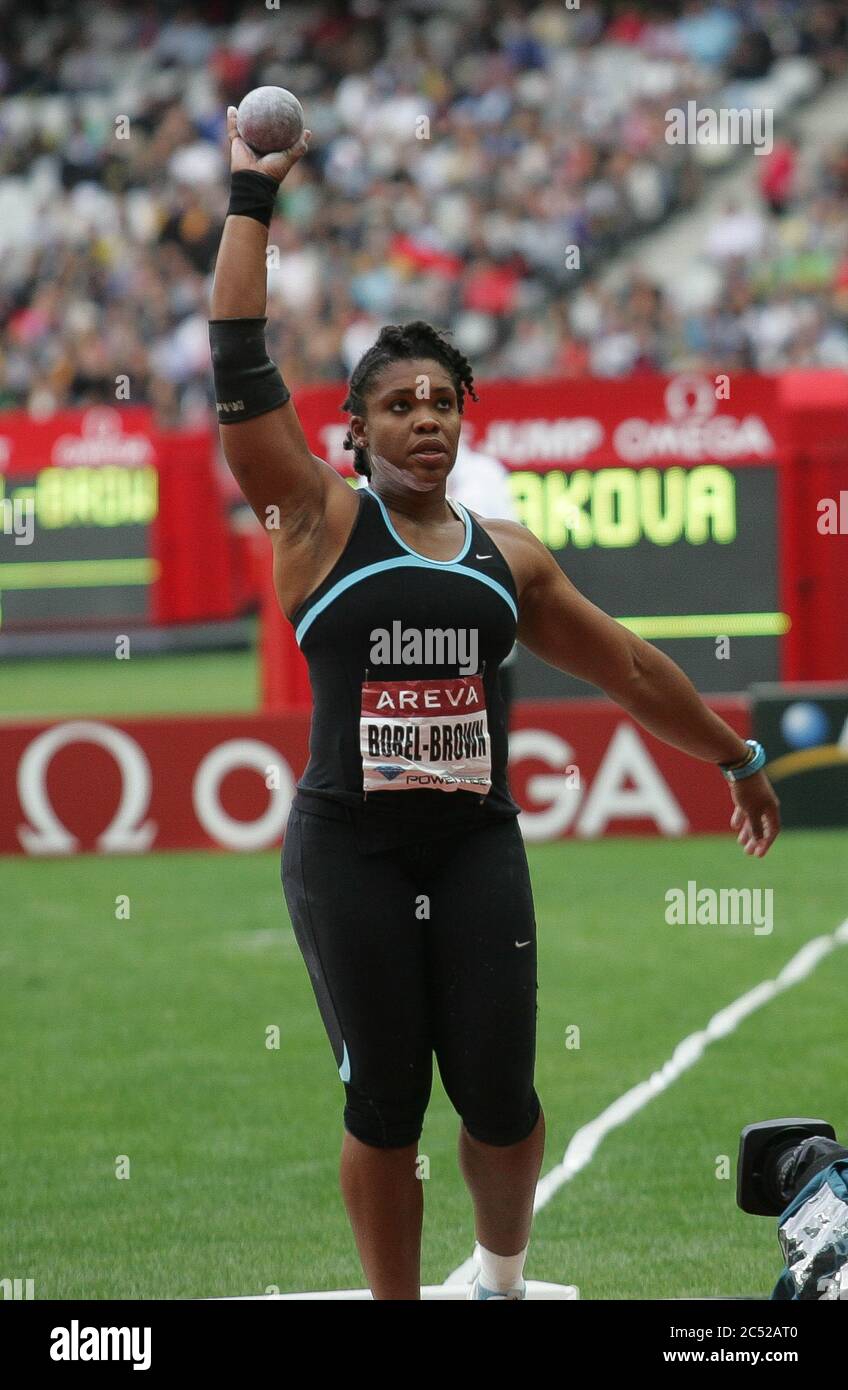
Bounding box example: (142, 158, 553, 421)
(2, 827, 846, 1299)
(0, 649, 258, 719)
(2, 653, 846, 1298)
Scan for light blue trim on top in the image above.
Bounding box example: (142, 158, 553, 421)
(294, 555, 517, 645)
(339, 1040, 351, 1083)
(369, 487, 472, 565)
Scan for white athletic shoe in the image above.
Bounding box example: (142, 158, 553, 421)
(466, 1272, 527, 1300)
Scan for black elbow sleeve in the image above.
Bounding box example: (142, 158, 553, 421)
(208, 317, 291, 424)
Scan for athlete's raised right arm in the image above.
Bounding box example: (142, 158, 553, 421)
(209, 107, 355, 542)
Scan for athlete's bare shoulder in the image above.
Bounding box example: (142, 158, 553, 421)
(321, 458, 361, 535)
(462, 511, 553, 603)
(271, 463, 360, 620)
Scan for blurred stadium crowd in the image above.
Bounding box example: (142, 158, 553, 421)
(1, 0, 847, 425)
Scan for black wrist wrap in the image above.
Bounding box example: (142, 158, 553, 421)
(226, 170, 279, 226)
(208, 317, 291, 424)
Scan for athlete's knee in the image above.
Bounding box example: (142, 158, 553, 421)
(460, 1088, 542, 1147)
(342, 1082, 427, 1150)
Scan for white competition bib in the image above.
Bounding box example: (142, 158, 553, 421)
(360, 675, 492, 794)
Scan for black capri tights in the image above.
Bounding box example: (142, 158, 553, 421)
(281, 806, 541, 1149)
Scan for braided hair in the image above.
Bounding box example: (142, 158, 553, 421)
(341, 320, 479, 479)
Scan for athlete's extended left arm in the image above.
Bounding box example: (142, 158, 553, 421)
(516, 536, 780, 856)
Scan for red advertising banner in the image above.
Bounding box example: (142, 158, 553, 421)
(0, 404, 241, 629)
(0, 698, 748, 856)
(0, 404, 156, 476)
(292, 371, 786, 473)
(272, 369, 848, 689)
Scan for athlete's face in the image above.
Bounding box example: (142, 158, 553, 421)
(351, 358, 462, 492)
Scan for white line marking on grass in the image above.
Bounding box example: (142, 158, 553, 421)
(444, 918, 848, 1285)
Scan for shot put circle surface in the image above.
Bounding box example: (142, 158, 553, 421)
(236, 88, 305, 155)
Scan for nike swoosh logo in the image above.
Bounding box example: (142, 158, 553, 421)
(515, 939, 531, 948)
(476, 553, 493, 560)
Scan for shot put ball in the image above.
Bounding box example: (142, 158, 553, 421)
(236, 87, 305, 155)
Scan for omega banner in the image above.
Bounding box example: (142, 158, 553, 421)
(0, 698, 747, 855)
(262, 368, 848, 709)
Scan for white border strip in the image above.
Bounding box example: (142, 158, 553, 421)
(444, 919, 848, 1285)
(217, 1280, 578, 1300)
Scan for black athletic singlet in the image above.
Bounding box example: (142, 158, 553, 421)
(288, 485, 522, 853)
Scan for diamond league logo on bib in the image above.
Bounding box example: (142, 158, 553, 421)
(360, 676, 492, 794)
